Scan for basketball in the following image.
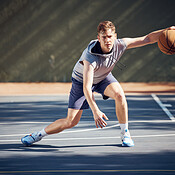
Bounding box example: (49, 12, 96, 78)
(158, 29, 175, 55)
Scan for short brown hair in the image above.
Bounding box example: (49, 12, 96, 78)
(97, 21, 116, 34)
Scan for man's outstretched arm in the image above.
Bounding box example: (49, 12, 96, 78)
(123, 26, 175, 49)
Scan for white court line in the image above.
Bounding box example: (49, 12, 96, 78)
(0, 118, 173, 125)
(0, 133, 175, 142)
(0, 119, 174, 137)
(0, 124, 120, 137)
(151, 94, 175, 121)
(0, 121, 50, 125)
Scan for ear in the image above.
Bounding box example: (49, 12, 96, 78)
(97, 34, 100, 42)
(115, 33, 117, 39)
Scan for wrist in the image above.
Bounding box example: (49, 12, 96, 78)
(92, 108, 100, 115)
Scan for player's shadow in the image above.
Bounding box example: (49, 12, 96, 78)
(55, 143, 123, 148)
(0, 143, 122, 153)
(0, 144, 60, 152)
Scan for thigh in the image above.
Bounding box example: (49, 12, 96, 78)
(93, 73, 118, 99)
(67, 108, 83, 124)
(104, 81, 125, 99)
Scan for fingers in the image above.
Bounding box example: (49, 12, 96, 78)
(95, 115, 108, 128)
(96, 119, 105, 128)
(95, 121, 98, 128)
(103, 114, 109, 120)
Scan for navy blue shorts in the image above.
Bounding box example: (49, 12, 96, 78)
(68, 73, 118, 110)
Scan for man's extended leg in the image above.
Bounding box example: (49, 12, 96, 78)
(104, 82, 134, 147)
(45, 109, 83, 134)
(21, 109, 83, 146)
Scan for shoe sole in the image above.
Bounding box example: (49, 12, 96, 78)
(122, 143, 134, 147)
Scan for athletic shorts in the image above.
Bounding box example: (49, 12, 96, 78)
(68, 73, 118, 110)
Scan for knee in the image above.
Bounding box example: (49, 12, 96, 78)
(113, 92, 125, 103)
(65, 118, 79, 129)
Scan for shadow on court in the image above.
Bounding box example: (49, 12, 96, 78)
(0, 143, 175, 175)
(0, 95, 174, 122)
(0, 101, 69, 122)
(0, 143, 124, 151)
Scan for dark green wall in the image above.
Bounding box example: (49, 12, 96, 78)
(0, 0, 175, 82)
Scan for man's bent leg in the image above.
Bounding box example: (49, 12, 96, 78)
(104, 82, 134, 147)
(104, 82, 128, 124)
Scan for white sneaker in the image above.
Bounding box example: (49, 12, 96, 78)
(121, 129, 134, 147)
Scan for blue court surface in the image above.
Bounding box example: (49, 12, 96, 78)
(0, 94, 175, 175)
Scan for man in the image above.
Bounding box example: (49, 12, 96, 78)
(21, 21, 175, 147)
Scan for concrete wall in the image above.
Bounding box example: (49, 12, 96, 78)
(0, 0, 175, 82)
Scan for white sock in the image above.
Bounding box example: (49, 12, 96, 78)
(120, 123, 128, 134)
(38, 128, 48, 138)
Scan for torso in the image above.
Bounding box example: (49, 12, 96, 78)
(72, 39, 127, 84)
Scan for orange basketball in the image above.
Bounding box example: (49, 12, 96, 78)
(158, 29, 175, 55)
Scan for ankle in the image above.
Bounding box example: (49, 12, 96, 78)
(120, 123, 128, 134)
(38, 128, 48, 138)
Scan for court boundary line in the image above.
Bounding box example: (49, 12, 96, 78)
(151, 94, 175, 121)
(0, 119, 173, 137)
(0, 118, 171, 125)
(1, 133, 175, 142)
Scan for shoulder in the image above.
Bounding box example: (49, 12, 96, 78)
(115, 38, 127, 47)
(79, 40, 99, 67)
(114, 39, 127, 51)
(88, 39, 98, 48)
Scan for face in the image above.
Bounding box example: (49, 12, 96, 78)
(97, 29, 117, 54)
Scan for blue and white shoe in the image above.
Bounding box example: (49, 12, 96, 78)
(122, 136, 134, 147)
(121, 129, 134, 147)
(21, 132, 42, 146)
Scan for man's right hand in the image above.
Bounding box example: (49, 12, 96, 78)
(93, 110, 109, 128)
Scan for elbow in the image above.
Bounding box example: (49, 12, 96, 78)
(145, 35, 153, 44)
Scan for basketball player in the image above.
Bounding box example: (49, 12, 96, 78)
(21, 21, 175, 147)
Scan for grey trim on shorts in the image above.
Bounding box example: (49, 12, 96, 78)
(68, 73, 118, 110)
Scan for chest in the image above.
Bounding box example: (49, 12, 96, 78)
(96, 54, 117, 70)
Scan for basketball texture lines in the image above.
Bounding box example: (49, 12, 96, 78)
(158, 29, 175, 55)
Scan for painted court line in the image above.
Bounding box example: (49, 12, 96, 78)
(0, 118, 172, 125)
(0, 121, 50, 125)
(0, 133, 175, 142)
(151, 94, 175, 121)
(0, 119, 173, 137)
(0, 124, 120, 137)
